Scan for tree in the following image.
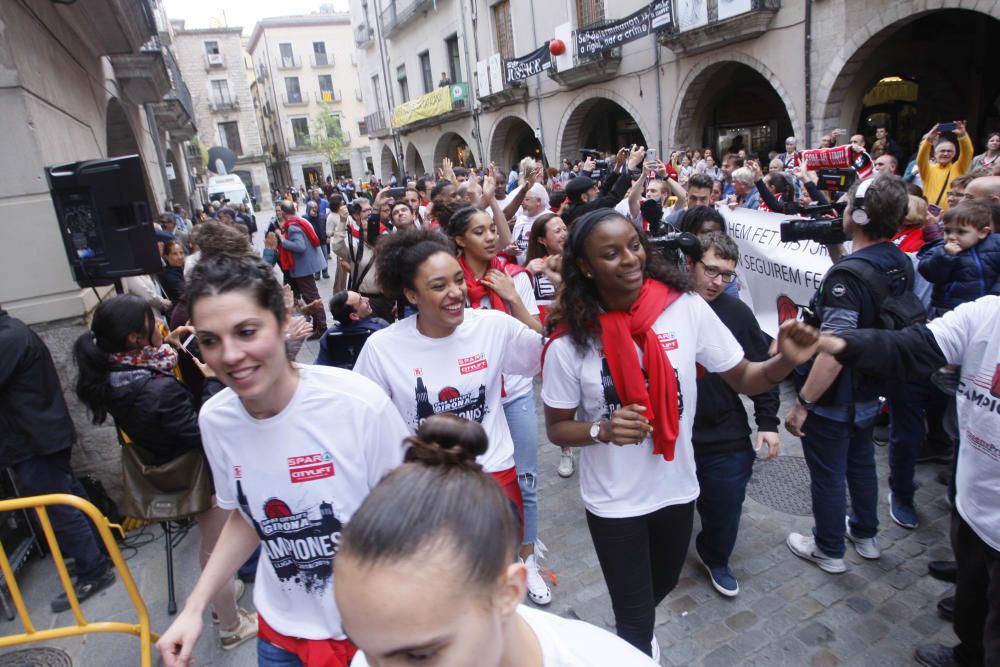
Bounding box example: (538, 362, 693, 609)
(309, 104, 346, 168)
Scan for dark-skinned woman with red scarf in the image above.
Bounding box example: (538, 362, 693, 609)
(444, 206, 554, 607)
(541, 208, 821, 659)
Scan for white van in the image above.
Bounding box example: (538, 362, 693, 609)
(207, 174, 251, 208)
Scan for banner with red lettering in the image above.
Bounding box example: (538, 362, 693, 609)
(799, 145, 874, 180)
(721, 208, 845, 337)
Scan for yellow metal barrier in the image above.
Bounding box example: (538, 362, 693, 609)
(0, 493, 158, 667)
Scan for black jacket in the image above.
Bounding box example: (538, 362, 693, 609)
(107, 366, 222, 465)
(159, 265, 186, 305)
(0, 310, 77, 465)
(754, 179, 829, 215)
(692, 294, 779, 454)
(563, 169, 632, 225)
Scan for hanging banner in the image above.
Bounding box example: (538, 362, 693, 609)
(720, 208, 841, 337)
(650, 0, 675, 31)
(576, 5, 652, 58)
(391, 86, 452, 128)
(504, 43, 552, 83)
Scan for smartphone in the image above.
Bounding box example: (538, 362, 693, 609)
(366, 214, 382, 245)
(385, 187, 406, 200)
(928, 203, 942, 217)
(180, 332, 196, 353)
(938, 122, 956, 133)
(646, 148, 658, 163)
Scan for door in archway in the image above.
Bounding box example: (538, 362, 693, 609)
(302, 165, 323, 188)
(580, 100, 645, 154)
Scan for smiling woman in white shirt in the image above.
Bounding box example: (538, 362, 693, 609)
(354, 227, 544, 532)
(541, 208, 819, 658)
(155, 254, 410, 667)
(337, 414, 658, 667)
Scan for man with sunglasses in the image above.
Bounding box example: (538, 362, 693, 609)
(688, 233, 780, 598)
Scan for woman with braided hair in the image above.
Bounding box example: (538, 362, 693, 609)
(337, 414, 658, 666)
(541, 208, 821, 657)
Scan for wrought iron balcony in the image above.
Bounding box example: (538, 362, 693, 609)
(365, 110, 391, 137)
(209, 96, 240, 112)
(277, 55, 302, 70)
(110, 41, 170, 104)
(153, 47, 197, 140)
(283, 93, 308, 106)
(657, 0, 781, 56)
(355, 23, 375, 48)
(315, 89, 343, 103)
(57, 0, 156, 56)
(547, 17, 622, 87)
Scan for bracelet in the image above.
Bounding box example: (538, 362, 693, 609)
(762, 360, 784, 386)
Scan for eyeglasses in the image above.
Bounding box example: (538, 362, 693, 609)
(699, 262, 737, 283)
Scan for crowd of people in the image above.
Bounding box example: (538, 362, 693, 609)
(2, 120, 1000, 667)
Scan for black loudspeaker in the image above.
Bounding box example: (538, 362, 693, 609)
(46, 155, 161, 288)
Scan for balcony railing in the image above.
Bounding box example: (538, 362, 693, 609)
(365, 110, 390, 136)
(209, 95, 240, 112)
(152, 46, 196, 140)
(656, 0, 781, 55)
(311, 53, 335, 67)
(204, 52, 224, 69)
(355, 23, 375, 47)
(283, 93, 307, 106)
(380, 0, 435, 38)
(277, 55, 301, 70)
(547, 18, 622, 88)
(315, 89, 343, 103)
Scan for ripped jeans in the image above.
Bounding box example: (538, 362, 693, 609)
(503, 391, 538, 546)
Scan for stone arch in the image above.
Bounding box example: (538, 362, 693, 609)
(486, 113, 541, 171)
(405, 142, 426, 176)
(670, 53, 802, 152)
(815, 4, 1000, 149)
(380, 143, 398, 182)
(434, 131, 476, 168)
(556, 88, 652, 163)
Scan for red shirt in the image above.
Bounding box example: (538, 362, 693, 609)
(892, 226, 926, 253)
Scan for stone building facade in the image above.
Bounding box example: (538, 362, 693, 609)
(0, 0, 197, 325)
(171, 23, 272, 209)
(351, 0, 999, 181)
(248, 14, 370, 190)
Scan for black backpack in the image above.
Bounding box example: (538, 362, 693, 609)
(829, 256, 927, 330)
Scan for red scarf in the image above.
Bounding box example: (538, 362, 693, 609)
(459, 255, 526, 313)
(278, 217, 321, 271)
(543, 279, 683, 460)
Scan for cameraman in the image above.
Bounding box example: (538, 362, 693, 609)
(563, 146, 646, 225)
(785, 174, 912, 574)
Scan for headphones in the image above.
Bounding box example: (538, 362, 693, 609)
(851, 177, 876, 225)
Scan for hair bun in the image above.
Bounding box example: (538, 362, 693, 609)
(403, 414, 488, 471)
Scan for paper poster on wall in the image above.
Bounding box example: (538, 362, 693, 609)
(676, 0, 708, 31)
(717, 0, 753, 20)
(476, 59, 490, 98)
(488, 53, 504, 94)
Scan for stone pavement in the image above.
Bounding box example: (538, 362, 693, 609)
(0, 259, 959, 664)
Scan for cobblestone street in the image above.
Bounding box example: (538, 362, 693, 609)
(0, 368, 958, 665)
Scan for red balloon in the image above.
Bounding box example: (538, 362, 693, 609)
(549, 39, 566, 56)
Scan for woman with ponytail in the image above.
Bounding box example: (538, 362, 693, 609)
(354, 228, 544, 557)
(74, 294, 255, 649)
(156, 254, 410, 667)
(444, 205, 552, 605)
(336, 414, 658, 667)
(541, 209, 821, 657)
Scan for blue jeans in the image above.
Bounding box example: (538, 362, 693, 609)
(12, 450, 109, 582)
(886, 380, 948, 503)
(694, 445, 756, 568)
(800, 411, 879, 559)
(257, 639, 303, 667)
(503, 391, 538, 546)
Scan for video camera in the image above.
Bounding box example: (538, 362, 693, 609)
(581, 148, 610, 180)
(779, 201, 847, 245)
(816, 168, 857, 194)
(648, 231, 703, 261)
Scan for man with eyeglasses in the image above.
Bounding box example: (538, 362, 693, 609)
(688, 232, 780, 598)
(918, 122, 974, 212)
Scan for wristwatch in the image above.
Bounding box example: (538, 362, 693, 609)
(797, 391, 817, 412)
(590, 419, 609, 444)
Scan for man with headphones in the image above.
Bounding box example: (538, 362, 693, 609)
(784, 174, 913, 574)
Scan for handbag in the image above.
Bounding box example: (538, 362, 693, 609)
(120, 441, 213, 521)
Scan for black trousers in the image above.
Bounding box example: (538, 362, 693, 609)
(952, 513, 1000, 666)
(293, 275, 326, 330)
(586, 501, 695, 656)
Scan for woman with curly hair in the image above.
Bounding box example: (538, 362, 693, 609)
(353, 228, 543, 539)
(541, 209, 820, 658)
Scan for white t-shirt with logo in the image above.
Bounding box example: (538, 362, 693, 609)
(511, 211, 543, 265)
(468, 271, 539, 403)
(542, 293, 744, 518)
(350, 605, 657, 666)
(354, 308, 543, 472)
(200, 365, 409, 640)
(927, 295, 1000, 551)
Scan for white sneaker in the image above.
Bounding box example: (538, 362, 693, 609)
(786, 532, 846, 574)
(557, 448, 574, 478)
(523, 553, 552, 605)
(651, 635, 661, 662)
(845, 516, 881, 559)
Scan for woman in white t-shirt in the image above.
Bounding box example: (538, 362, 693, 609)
(156, 254, 410, 667)
(541, 209, 819, 657)
(353, 228, 543, 539)
(443, 206, 551, 606)
(336, 414, 658, 667)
